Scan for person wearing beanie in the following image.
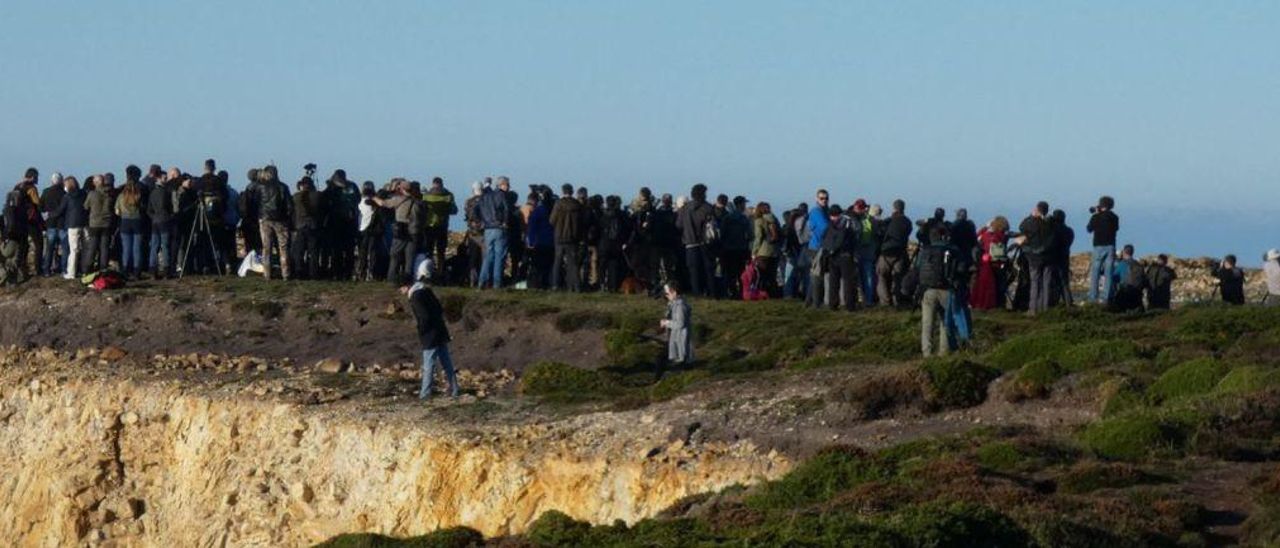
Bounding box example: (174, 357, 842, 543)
(406, 260, 458, 400)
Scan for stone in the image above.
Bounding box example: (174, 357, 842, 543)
(314, 358, 345, 374)
(100, 346, 128, 362)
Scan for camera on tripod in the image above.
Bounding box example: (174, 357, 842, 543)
(304, 163, 317, 179)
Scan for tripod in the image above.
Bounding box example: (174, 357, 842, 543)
(178, 201, 225, 279)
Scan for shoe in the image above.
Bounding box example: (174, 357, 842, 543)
(62, 273, 73, 280)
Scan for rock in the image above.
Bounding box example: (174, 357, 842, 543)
(314, 358, 346, 374)
(100, 346, 128, 362)
(121, 412, 139, 425)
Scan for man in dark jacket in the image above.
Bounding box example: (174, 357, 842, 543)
(676, 184, 717, 297)
(254, 166, 293, 280)
(422, 177, 457, 275)
(950, 208, 977, 261)
(291, 177, 323, 279)
(4, 169, 40, 276)
(917, 225, 956, 356)
(59, 176, 89, 279)
(596, 195, 631, 292)
(648, 194, 680, 296)
(822, 204, 860, 311)
(147, 171, 178, 278)
(407, 261, 458, 399)
(473, 180, 510, 289)
(1086, 195, 1120, 304)
(1016, 201, 1055, 315)
(1145, 254, 1176, 310)
(876, 199, 912, 306)
(916, 208, 946, 246)
(719, 196, 753, 299)
(321, 169, 360, 280)
(1049, 209, 1075, 307)
(549, 184, 584, 291)
(239, 168, 263, 256)
(1213, 255, 1246, 305)
(40, 172, 68, 277)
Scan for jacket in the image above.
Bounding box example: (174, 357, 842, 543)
(472, 189, 509, 230)
(40, 186, 66, 230)
(1086, 210, 1119, 247)
(148, 183, 176, 225)
(549, 196, 584, 244)
(1018, 215, 1053, 258)
(114, 193, 143, 221)
(85, 189, 115, 229)
(293, 189, 323, 229)
(422, 189, 457, 229)
(720, 209, 752, 252)
(255, 180, 292, 222)
(880, 213, 913, 255)
(62, 189, 88, 229)
(806, 203, 829, 250)
(410, 286, 451, 349)
(675, 199, 715, 247)
(752, 213, 781, 258)
(526, 203, 554, 248)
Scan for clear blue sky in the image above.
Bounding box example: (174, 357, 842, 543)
(2, 1, 1277, 258)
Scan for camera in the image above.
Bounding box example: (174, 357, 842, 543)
(1088, 206, 1097, 214)
(303, 163, 317, 178)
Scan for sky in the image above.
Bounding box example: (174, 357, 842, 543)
(1, 1, 1277, 261)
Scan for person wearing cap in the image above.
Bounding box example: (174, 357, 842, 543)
(1086, 196, 1120, 304)
(405, 260, 459, 400)
(40, 172, 68, 277)
(1263, 249, 1280, 307)
(253, 165, 293, 280)
(377, 179, 421, 286)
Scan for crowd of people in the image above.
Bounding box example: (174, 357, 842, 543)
(4, 163, 1278, 325)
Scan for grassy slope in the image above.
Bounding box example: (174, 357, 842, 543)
(198, 283, 1280, 546)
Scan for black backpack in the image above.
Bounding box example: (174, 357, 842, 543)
(918, 245, 955, 290)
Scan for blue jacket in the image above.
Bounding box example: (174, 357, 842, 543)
(806, 202, 829, 250)
(526, 203, 554, 248)
(472, 189, 509, 230)
(60, 189, 88, 229)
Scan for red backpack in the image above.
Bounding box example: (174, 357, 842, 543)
(740, 261, 769, 301)
(91, 272, 125, 291)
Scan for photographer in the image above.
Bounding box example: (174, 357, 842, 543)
(1212, 255, 1246, 305)
(1086, 196, 1119, 304)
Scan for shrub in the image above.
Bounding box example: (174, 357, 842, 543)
(975, 441, 1024, 472)
(889, 502, 1032, 548)
(315, 527, 484, 548)
(984, 330, 1074, 370)
(743, 512, 901, 547)
(553, 309, 616, 333)
(1172, 306, 1280, 350)
(526, 510, 593, 546)
(1057, 461, 1166, 494)
(1059, 339, 1140, 372)
(745, 446, 889, 509)
(1003, 358, 1064, 402)
(919, 357, 1001, 409)
(1147, 358, 1227, 404)
(1080, 412, 1188, 461)
(835, 366, 928, 419)
(1215, 366, 1280, 395)
(519, 362, 616, 403)
(649, 370, 711, 402)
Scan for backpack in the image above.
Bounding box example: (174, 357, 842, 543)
(3, 190, 25, 236)
(740, 261, 769, 301)
(90, 271, 125, 291)
(918, 245, 955, 290)
(988, 240, 1008, 262)
(765, 219, 781, 244)
(702, 214, 720, 244)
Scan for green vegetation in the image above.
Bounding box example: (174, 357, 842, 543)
(1003, 358, 1065, 402)
(315, 527, 482, 548)
(918, 357, 1000, 409)
(1080, 411, 1188, 461)
(1147, 358, 1228, 404)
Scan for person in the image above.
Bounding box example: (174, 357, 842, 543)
(661, 282, 693, 368)
(4, 170, 38, 276)
(915, 207, 946, 246)
(1048, 209, 1075, 307)
(1145, 254, 1177, 310)
(676, 184, 718, 297)
(1212, 255, 1246, 305)
(720, 196, 752, 299)
(320, 169, 360, 280)
(648, 194, 680, 296)
(1110, 245, 1147, 312)
(1016, 202, 1055, 315)
(500, 178, 525, 285)
(917, 225, 956, 356)
(596, 195, 629, 292)
(946, 229, 976, 349)
(471, 179, 509, 290)
(970, 216, 1010, 310)
(354, 185, 383, 281)
(238, 168, 263, 257)
(291, 177, 323, 279)
(821, 204, 860, 311)
(851, 200, 878, 306)
(751, 201, 782, 297)
(59, 176, 88, 279)
(20, 170, 45, 276)
(877, 199, 912, 306)
(950, 208, 977, 261)
(804, 190, 831, 308)
(548, 184, 584, 291)
(406, 260, 458, 400)
(254, 166, 292, 280)
(1086, 196, 1119, 304)
(114, 176, 145, 278)
(525, 187, 556, 289)
(82, 175, 115, 273)
(377, 180, 417, 286)
(1263, 249, 1280, 307)
(418, 177, 456, 273)
(148, 169, 178, 278)
(40, 172, 68, 277)
(782, 203, 809, 299)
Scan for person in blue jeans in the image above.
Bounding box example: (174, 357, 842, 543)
(407, 261, 458, 399)
(40, 172, 69, 277)
(473, 178, 511, 289)
(1085, 196, 1119, 304)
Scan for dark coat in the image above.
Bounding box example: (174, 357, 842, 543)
(410, 286, 451, 349)
(549, 196, 584, 244)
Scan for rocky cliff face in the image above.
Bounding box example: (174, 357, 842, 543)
(0, 350, 787, 547)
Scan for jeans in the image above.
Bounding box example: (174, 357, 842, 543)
(43, 228, 68, 276)
(150, 223, 173, 274)
(420, 345, 458, 399)
(858, 255, 878, 306)
(478, 228, 507, 289)
(1088, 245, 1115, 303)
(784, 251, 809, 299)
(1027, 257, 1053, 315)
(259, 220, 291, 280)
(120, 232, 143, 273)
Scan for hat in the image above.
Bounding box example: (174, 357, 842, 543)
(415, 258, 434, 281)
(853, 199, 868, 211)
(1267, 249, 1280, 261)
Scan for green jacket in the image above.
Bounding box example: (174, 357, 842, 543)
(422, 189, 457, 229)
(86, 189, 115, 229)
(752, 213, 781, 258)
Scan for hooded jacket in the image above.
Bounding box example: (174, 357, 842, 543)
(549, 196, 584, 244)
(676, 199, 715, 247)
(148, 182, 176, 225)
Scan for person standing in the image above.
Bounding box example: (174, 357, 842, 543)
(676, 184, 718, 297)
(407, 260, 459, 400)
(1110, 245, 1147, 312)
(525, 189, 556, 289)
(1212, 255, 1246, 305)
(661, 282, 693, 369)
(60, 176, 88, 279)
(320, 169, 360, 280)
(4, 170, 38, 276)
(1049, 209, 1075, 307)
(238, 168, 263, 258)
(40, 172, 68, 277)
(751, 202, 782, 297)
(1263, 249, 1280, 307)
(291, 177, 322, 279)
(876, 200, 912, 306)
(821, 204, 860, 311)
(148, 169, 178, 278)
(473, 179, 510, 289)
(82, 176, 115, 273)
(1145, 254, 1177, 310)
(420, 177, 456, 276)
(720, 196, 753, 299)
(254, 166, 293, 280)
(917, 225, 955, 356)
(851, 200, 879, 306)
(549, 184, 584, 291)
(1086, 196, 1119, 304)
(1016, 201, 1055, 316)
(970, 216, 1010, 310)
(114, 177, 145, 278)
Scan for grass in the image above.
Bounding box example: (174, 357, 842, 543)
(1147, 358, 1228, 404)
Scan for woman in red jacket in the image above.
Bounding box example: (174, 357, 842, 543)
(971, 216, 1010, 310)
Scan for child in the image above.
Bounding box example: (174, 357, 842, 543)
(660, 282, 693, 368)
